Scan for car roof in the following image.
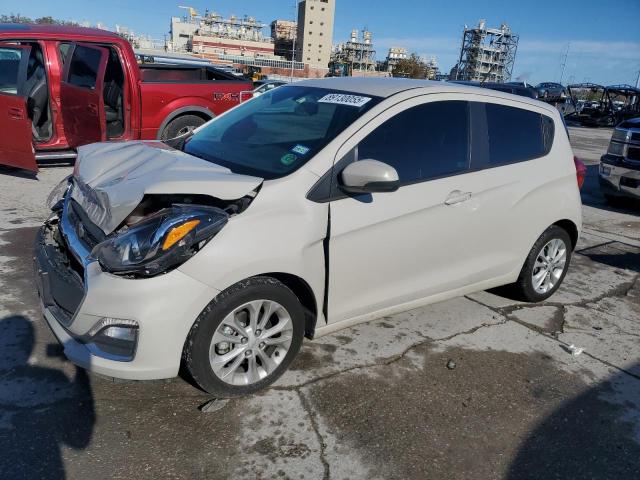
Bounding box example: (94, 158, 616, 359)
(294, 77, 554, 112)
(0, 23, 121, 41)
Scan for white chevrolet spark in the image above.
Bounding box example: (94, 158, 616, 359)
(36, 78, 583, 396)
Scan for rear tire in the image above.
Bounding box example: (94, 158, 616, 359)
(510, 226, 572, 302)
(161, 114, 207, 141)
(183, 276, 305, 397)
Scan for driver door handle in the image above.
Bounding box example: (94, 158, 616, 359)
(444, 190, 472, 205)
(8, 107, 24, 119)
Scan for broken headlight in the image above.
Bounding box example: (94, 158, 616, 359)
(91, 205, 228, 277)
(46, 175, 72, 211)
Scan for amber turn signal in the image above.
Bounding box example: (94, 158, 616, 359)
(162, 220, 200, 251)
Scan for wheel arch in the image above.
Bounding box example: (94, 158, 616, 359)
(261, 272, 318, 340)
(552, 219, 579, 250)
(156, 106, 214, 140)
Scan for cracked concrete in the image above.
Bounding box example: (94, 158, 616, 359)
(1, 127, 640, 479)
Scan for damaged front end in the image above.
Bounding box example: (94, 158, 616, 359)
(35, 175, 259, 363)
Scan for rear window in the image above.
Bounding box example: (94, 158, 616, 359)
(485, 103, 554, 166)
(67, 45, 101, 89)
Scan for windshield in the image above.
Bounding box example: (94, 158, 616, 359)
(183, 86, 382, 179)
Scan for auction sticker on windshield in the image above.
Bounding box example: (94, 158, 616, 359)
(318, 94, 372, 108)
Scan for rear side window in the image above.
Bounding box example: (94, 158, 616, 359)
(358, 100, 470, 184)
(67, 46, 101, 89)
(484, 103, 554, 167)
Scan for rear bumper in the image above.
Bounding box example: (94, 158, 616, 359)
(34, 223, 220, 380)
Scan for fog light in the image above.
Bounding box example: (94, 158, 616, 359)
(87, 318, 138, 361)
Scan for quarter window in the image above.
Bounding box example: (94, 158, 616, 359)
(357, 101, 470, 184)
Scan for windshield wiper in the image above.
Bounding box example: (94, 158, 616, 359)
(163, 130, 194, 151)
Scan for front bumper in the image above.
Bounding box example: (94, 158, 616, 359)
(599, 154, 640, 200)
(35, 219, 220, 380)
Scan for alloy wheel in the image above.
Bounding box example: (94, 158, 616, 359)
(208, 300, 293, 385)
(531, 238, 567, 294)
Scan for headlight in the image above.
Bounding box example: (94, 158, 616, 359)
(46, 175, 72, 210)
(91, 204, 228, 276)
(607, 141, 626, 157)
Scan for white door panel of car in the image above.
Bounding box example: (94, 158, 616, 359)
(327, 97, 481, 323)
(326, 95, 559, 324)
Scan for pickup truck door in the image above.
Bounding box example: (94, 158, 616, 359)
(0, 44, 37, 171)
(60, 43, 108, 147)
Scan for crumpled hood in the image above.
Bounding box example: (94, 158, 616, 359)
(70, 141, 262, 234)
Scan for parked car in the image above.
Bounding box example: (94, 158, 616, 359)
(536, 82, 567, 101)
(450, 80, 538, 99)
(35, 78, 583, 396)
(252, 80, 287, 97)
(0, 24, 252, 172)
(599, 117, 640, 203)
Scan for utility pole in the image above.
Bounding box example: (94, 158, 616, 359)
(290, 0, 297, 82)
(559, 42, 570, 84)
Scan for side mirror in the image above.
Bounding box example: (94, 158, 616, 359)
(339, 159, 400, 194)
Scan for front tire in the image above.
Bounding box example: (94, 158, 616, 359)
(183, 277, 305, 397)
(510, 226, 572, 302)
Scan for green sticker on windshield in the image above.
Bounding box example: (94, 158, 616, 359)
(281, 153, 298, 166)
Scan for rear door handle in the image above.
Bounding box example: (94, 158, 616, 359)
(444, 190, 472, 205)
(8, 107, 24, 119)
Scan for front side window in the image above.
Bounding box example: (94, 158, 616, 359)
(67, 45, 101, 89)
(184, 86, 381, 179)
(357, 100, 470, 184)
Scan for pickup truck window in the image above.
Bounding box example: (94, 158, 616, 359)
(68, 45, 101, 89)
(0, 48, 21, 94)
(184, 86, 381, 179)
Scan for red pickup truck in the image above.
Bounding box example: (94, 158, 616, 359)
(0, 24, 252, 172)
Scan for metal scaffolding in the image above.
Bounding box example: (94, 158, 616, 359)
(331, 29, 377, 72)
(453, 20, 519, 83)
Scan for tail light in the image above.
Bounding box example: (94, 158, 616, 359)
(574, 156, 586, 190)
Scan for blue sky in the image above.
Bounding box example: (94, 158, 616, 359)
(2, 0, 639, 85)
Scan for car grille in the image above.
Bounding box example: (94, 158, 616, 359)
(627, 146, 640, 163)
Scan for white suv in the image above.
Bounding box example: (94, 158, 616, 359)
(36, 78, 583, 396)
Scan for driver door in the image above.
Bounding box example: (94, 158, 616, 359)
(60, 43, 108, 147)
(0, 44, 37, 171)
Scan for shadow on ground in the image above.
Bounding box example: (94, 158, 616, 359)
(0, 315, 95, 480)
(508, 362, 640, 479)
(303, 346, 640, 480)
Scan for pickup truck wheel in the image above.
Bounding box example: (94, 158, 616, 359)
(161, 115, 206, 141)
(510, 226, 572, 302)
(183, 277, 305, 397)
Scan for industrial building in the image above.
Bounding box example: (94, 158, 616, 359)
(271, 19, 297, 60)
(295, 0, 336, 68)
(386, 47, 408, 69)
(331, 29, 377, 72)
(170, 7, 275, 59)
(452, 19, 519, 83)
